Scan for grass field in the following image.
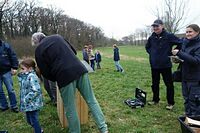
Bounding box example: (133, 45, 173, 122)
(0, 45, 184, 133)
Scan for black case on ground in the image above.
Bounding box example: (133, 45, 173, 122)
(124, 88, 147, 108)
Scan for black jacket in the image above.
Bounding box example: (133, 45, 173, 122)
(0, 40, 18, 74)
(145, 30, 182, 69)
(95, 53, 101, 62)
(35, 35, 88, 88)
(113, 47, 120, 61)
(177, 35, 200, 81)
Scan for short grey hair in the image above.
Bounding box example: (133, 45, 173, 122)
(32, 32, 46, 46)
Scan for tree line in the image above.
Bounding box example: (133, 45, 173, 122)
(0, 0, 117, 57)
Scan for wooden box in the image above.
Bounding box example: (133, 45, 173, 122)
(57, 88, 88, 128)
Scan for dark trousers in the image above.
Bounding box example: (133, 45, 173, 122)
(182, 81, 200, 116)
(151, 68, 175, 105)
(96, 61, 101, 69)
(26, 110, 41, 133)
(43, 77, 57, 102)
(90, 59, 95, 71)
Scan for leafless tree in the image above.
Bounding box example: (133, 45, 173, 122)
(0, 0, 12, 38)
(152, 0, 190, 33)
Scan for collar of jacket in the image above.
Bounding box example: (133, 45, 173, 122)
(152, 29, 166, 38)
(187, 35, 200, 42)
(17, 70, 35, 78)
(185, 35, 200, 47)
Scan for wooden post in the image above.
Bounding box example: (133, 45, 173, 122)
(57, 88, 88, 128)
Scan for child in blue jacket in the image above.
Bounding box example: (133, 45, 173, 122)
(18, 58, 43, 133)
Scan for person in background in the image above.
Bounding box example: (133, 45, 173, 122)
(0, 39, 19, 113)
(43, 77, 57, 106)
(95, 50, 102, 69)
(113, 44, 124, 72)
(145, 19, 182, 110)
(82, 45, 89, 64)
(17, 58, 43, 133)
(88, 45, 95, 71)
(31, 32, 108, 133)
(172, 24, 200, 116)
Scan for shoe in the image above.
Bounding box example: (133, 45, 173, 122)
(166, 104, 174, 110)
(0, 107, 9, 111)
(148, 101, 158, 105)
(11, 107, 19, 113)
(121, 69, 124, 73)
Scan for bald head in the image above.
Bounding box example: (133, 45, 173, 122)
(32, 32, 46, 46)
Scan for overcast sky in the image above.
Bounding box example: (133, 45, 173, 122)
(41, 0, 200, 39)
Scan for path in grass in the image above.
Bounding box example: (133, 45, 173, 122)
(102, 53, 147, 62)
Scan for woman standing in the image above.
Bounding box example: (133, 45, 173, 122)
(113, 44, 124, 72)
(172, 24, 200, 116)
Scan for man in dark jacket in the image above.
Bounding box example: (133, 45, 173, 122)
(32, 33, 108, 133)
(0, 40, 19, 112)
(145, 19, 182, 110)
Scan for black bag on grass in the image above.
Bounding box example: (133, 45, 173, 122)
(124, 88, 147, 109)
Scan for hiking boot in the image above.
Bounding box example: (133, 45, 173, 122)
(166, 104, 174, 110)
(148, 101, 158, 105)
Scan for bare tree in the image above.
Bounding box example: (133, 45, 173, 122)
(153, 0, 190, 33)
(3, 0, 25, 38)
(0, 0, 12, 39)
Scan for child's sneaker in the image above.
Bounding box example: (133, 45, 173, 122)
(166, 104, 174, 110)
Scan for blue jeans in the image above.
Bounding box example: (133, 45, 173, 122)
(114, 61, 123, 71)
(60, 73, 108, 133)
(26, 110, 42, 133)
(0, 71, 17, 109)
